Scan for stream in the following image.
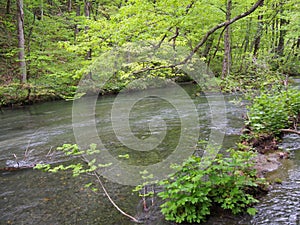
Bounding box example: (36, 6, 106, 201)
(0, 83, 299, 225)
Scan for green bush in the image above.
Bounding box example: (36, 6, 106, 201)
(246, 89, 300, 135)
(158, 149, 265, 223)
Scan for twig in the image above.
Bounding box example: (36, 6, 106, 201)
(46, 146, 53, 157)
(211, 26, 226, 61)
(168, 27, 179, 50)
(92, 171, 140, 223)
(81, 156, 140, 223)
(280, 129, 300, 135)
(13, 154, 19, 167)
(185, 1, 196, 14)
(24, 140, 31, 159)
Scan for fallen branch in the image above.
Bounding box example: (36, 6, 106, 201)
(81, 155, 140, 223)
(280, 129, 300, 135)
(0, 165, 34, 171)
(92, 171, 141, 223)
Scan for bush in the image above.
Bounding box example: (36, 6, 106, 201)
(246, 89, 300, 135)
(158, 149, 265, 223)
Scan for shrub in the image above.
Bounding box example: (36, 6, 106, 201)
(158, 149, 265, 223)
(246, 89, 300, 135)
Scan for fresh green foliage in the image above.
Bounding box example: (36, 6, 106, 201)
(157, 149, 265, 223)
(1, 0, 300, 106)
(246, 89, 300, 135)
(219, 71, 284, 94)
(34, 143, 110, 178)
(132, 170, 156, 198)
(118, 154, 130, 159)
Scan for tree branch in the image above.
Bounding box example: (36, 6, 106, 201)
(92, 171, 140, 223)
(183, 0, 264, 64)
(280, 129, 300, 135)
(132, 0, 264, 75)
(81, 155, 140, 223)
(211, 26, 226, 61)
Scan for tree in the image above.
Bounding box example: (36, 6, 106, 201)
(221, 0, 232, 79)
(253, 0, 264, 58)
(84, 0, 92, 60)
(1, 0, 300, 106)
(6, 0, 11, 14)
(16, 0, 27, 83)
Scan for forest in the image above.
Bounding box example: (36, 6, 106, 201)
(0, 0, 299, 106)
(1, 0, 300, 224)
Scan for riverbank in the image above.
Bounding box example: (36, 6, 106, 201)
(1, 83, 299, 224)
(0, 77, 192, 108)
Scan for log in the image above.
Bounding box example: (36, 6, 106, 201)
(0, 166, 34, 172)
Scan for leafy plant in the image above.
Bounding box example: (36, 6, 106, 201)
(157, 149, 266, 223)
(246, 89, 300, 135)
(133, 170, 157, 211)
(34, 143, 103, 177)
(34, 143, 139, 222)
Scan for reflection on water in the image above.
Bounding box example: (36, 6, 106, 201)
(0, 84, 299, 225)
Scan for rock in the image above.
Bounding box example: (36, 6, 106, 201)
(254, 151, 289, 177)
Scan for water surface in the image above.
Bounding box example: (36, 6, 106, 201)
(0, 84, 299, 225)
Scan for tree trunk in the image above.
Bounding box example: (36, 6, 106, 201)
(237, 18, 252, 73)
(74, 3, 80, 41)
(16, 0, 27, 84)
(253, 1, 264, 57)
(201, 35, 214, 60)
(276, 18, 287, 57)
(68, 0, 72, 12)
(84, 0, 91, 18)
(294, 37, 300, 57)
(243, 18, 252, 53)
(84, 0, 92, 60)
(6, 0, 11, 14)
(253, 14, 263, 57)
(221, 0, 232, 79)
(40, 0, 44, 20)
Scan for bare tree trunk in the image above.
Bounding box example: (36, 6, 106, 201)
(221, 0, 232, 79)
(16, 0, 27, 84)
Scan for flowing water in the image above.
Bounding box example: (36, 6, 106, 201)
(0, 83, 299, 225)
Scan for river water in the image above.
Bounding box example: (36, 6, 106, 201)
(0, 84, 299, 225)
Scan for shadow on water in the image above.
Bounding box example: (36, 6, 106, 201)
(0, 83, 299, 225)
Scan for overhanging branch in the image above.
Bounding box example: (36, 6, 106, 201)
(132, 0, 264, 75)
(183, 0, 264, 64)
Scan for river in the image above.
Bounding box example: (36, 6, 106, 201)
(0, 83, 299, 225)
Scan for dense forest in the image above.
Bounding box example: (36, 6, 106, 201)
(0, 0, 299, 106)
(1, 1, 300, 223)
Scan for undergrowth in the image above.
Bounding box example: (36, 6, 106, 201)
(157, 149, 267, 223)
